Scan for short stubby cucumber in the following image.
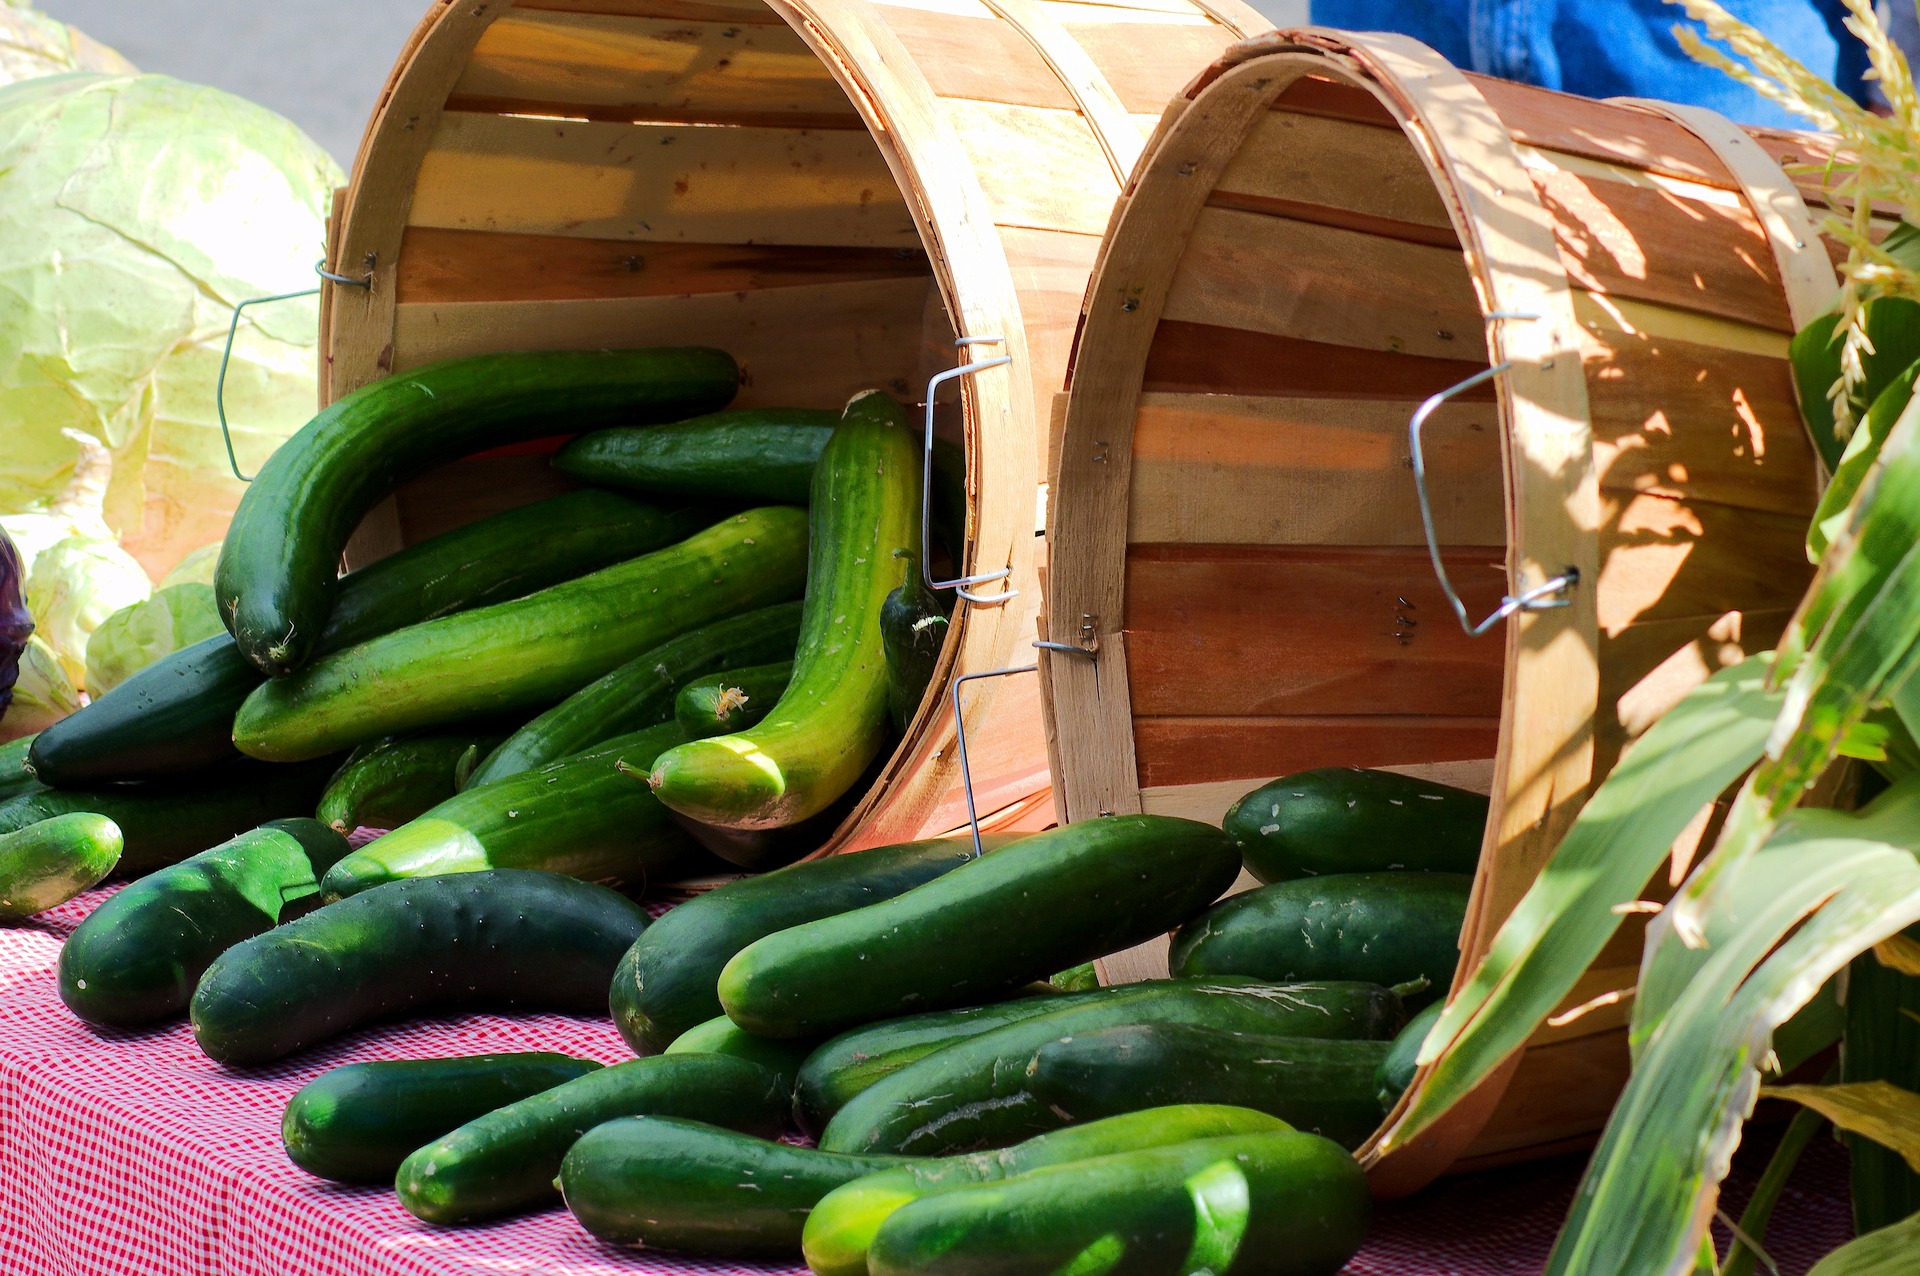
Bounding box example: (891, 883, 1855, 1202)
(317, 730, 508, 833)
(1227, 767, 1488, 882)
(319, 722, 699, 898)
(648, 391, 920, 830)
(231, 507, 808, 762)
(1376, 999, 1445, 1114)
(0, 814, 121, 920)
(821, 979, 1403, 1155)
(190, 869, 648, 1065)
(396, 1053, 788, 1223)
(283, 1053, 603, 1184)
(59, 818, 350, 1025)
(554, 408, 839, 503)
(664, 1016, 813, 1093)
(720, 816, 1243, 1039)
(879, 550, 951, 733)
(867, 1132, 1370, 1276)
(218, 347, 738, 674)
(465, 602, 803, 787)
(674, 661, 794, 739)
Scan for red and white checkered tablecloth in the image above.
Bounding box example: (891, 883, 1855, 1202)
(0, 885, 1858, 1276)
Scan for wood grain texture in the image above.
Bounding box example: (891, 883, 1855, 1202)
(1142, 321, 1494, 400)
(1213, 108, 1454, 231)
(878, 5, 1078, 110)
(943, 98, 1121, 235)
(517, 0, 785, 20)
(1134, 715, 1502, 788)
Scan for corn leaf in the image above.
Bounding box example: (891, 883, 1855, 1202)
(1805, 1208, 1920, 1276)
(1789, 301, 1920, 480)
(1875, 932, 1920, 975)
(1761, 1082, 1920, 1172)
(1385, 656, 1781, 1147)
(1810, 363, 1920, 560)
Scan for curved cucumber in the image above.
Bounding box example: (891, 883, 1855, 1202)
(805, 1106, 1289, 1276)
(317, 730, 508, 833)
(58, 818, 350, 1025)
(190, 869, 648, 1065)
(720, 816, 1243, 1039)
(648, 391, 919, 830)
(1169, 871, 1472, 1000)
(611, 835, 996, 1053)
(34, 490, 701, 784)
(397, 1053, 788, 1224)
(465, 602, 803, 787)
(0, 813, 121, 920)
(320, 722, 698, 898)
(1376, 998, 1444, 1114)
(879, 550, 951, 733)
(820, 978, 1403, 1155)
(233, 507, 809, 762)
(554, 407, 839, 503)
(0, 758, 337, 878)
(1226, 767, 1488, 883)
(218, 347, 738, 675)
(664, 1015, 814, 1093)
(283, 1052, 603, 1184)
(868, 1132, 1369, 1276)
(675, 661, 793, 739)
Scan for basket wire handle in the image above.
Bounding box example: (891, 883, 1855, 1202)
(1409, 315, 1579, 637)
(952, 640, 1097, 856)
(216, 259, 372, 482)
(923, 337, 1015, 604)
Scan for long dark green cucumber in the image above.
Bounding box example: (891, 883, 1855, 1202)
(675, 661, 793, 739)
(465, 601, 804, 787)
(720, 816, 1243, 1038)
(0, 735, 38, 801)
(396, 1053, 788, 1223)
(1026, 1022, 1390, 1149)
(879, 550, 951, 733)
(233, 507, 809, 762)
(649, 391, 920, 830)
(317, 730, 508, 832)
(664, 1015, 814, 1093)
(319, 723, 699, 898)
(1376, 999, 1444, 1115)
(1170, 871, 1472, 999)
(820, 978, 1403, 1155)
(283, 1053, 603, 1184)
(610, 834, 1000, 1053)
(555, 408, 840, 503)
(1226, 767, 1489, 882)
(0, 814, 121, 919)
(796, 991, 1096, 1136)
(868, 1132, 1369, 1276)
(218, 348, 738, 675)
(58, 818, 350, 1025)
(33, 491, 702, 784)
(0, 758, 337, 878)
(804, 1106, 1290, 1276)
(190, 869, 647, 1065)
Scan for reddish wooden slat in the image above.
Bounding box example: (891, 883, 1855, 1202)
(512, 0, 786, 21)
(1205, 188, 1462, 250)
(441, 93, 865, 130)
(1141, 321, 1494, 400)
(1134, 714, 1501, 788)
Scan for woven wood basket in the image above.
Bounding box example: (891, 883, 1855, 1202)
(317, 0, 1268, 849)
(1043, 28, 1849, 1192)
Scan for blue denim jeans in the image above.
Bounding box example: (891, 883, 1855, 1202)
(1309, 0, 1869, 127)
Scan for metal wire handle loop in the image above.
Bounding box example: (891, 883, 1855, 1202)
(216, 260, 372, 482)
(923, 338, 1016, 605)
(952, 641, 1097, 855)
(1408, 345, 1579, 637)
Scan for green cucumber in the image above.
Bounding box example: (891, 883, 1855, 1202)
(282, 1052, 603, 1184)
(1169, 871, 1471, 1001)
(675, 661, 794, 739)
(317, 730, 508, 833)
(554, 408, 840, 503)
(0, 758, 337, 878)
(57, 818, 350, 1025)
(1226, 767, 1488, 882)
(648, 391, 919, 830)
(720, 816, 1243, 1039)
(0, 813, 121, 919)
(820, 978, 1402, 1155)
(33, 490, 702, 784)
(1052, 962, 1100, 992)
(796, 991, 1099, 1136)
(868, 1132, 1369, 1276)
(190, 869, 648, 1065)
(0, 734, 39, 801)
(233, 507, 809, 763)
(396, 1053, 788, 1223)
(465, 602, 803, 787)
(1027, 1022, 1391, 1149)
(612, 834, 1000, 1053)
(319, 722, 699, 898)
(218, 347, 738, 675)
(664, 1015, 813, 1093)
(805, 1106, 1290, 1276)
(1376, 998, 1444, 1115)
(879, 550, 950, 733)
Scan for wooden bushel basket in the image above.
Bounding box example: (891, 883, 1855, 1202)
(1043, 29, 1843, 1191)
(317, 0, 1269, 850)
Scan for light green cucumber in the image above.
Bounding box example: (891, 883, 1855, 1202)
(0, 813, 121, 920)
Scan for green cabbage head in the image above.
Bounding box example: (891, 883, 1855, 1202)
(0, 2, 134, 87)
(85, 581, 222, 697)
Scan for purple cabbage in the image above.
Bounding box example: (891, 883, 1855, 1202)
(0, 528, 33, 719)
